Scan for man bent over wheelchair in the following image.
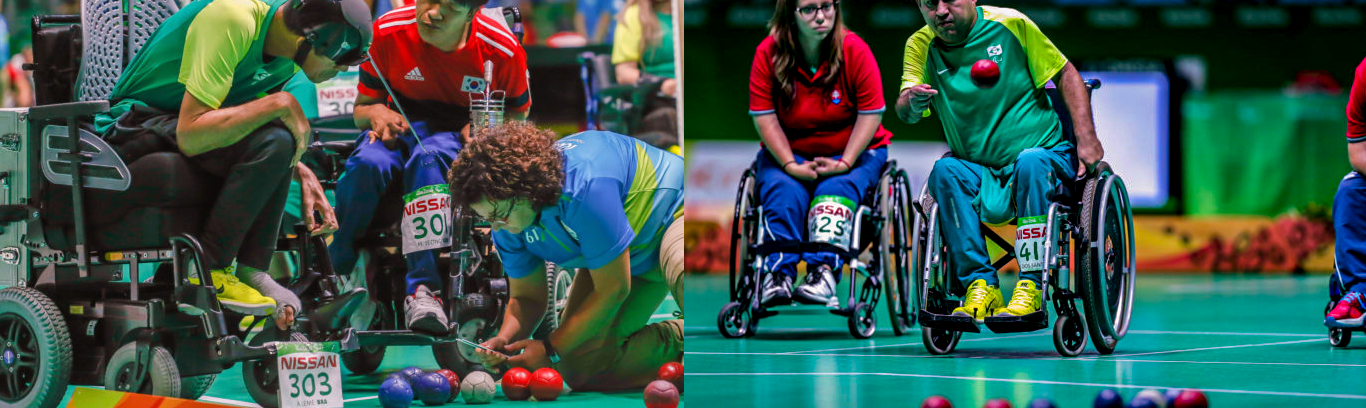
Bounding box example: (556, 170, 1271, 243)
(328, 0, 531, 335)
(92, 0, 370, 328)
(454, 123, 684, 390)
(895, 0, 1103, 321)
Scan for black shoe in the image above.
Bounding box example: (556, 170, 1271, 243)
(795, 264, 838, 306)
(760, 273, 793, 307)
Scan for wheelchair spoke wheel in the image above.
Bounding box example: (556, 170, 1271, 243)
(1052, 312, 1087, 357)
(882, 170, 917, 336)
(1078, 163, 1135, 355)
(0, 287, 70, 408)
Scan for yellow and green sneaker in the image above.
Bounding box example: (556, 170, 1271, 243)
(189, 268, 277, 316)
(951, 279, 1003, 321)
(994, 280, 1043, 317)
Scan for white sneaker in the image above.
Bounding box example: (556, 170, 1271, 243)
(405, 285, 449, 335)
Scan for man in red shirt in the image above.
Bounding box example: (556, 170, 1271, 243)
(1329, 57, 1366, 329)
(329, 0, 530, 334)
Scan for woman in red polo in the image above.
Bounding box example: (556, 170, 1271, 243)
(748, 0, 893, 307)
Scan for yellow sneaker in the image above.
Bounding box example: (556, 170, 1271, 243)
(189, 268, 277, 316)
(951, 279, 1003, 321)
(994, 280, 1043, 317)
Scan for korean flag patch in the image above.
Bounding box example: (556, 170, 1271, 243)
(461, 76, 487, 93)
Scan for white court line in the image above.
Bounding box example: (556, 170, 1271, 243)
(688, 351, 1366, 368)
(776, 333, 1048, 355)
(198, 396, 262, 407)
(685, 372, 1366, 400)
(1087, 339, 1321, 358)
(1126, 330, 1321, 337)
(345, 396, 380, 403)
(652, 313, 677, 319)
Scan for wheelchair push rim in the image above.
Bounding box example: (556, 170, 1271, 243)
(879, 168, 917, 336)
(1079, 162, 1136, 352)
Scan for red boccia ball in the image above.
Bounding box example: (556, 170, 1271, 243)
(643, 380, 679, 408)
(501, 367, 532, 401)
(922, 395, 953, 408)
(970, 59, 1000, 87)
(529, 368, 564, 401)
(657, 362, 683, 393)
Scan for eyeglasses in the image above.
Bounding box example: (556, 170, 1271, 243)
(478, 200, 516, 226)
(796, 1, 838, 18)
(330, 48, 370, 67)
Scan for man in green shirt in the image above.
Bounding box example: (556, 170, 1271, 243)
(96, 0, 371, 329)
(894, 0, 1104, 321)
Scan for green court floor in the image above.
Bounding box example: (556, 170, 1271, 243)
(56, 296, 682, 408)
(687, 273, 1366, 408)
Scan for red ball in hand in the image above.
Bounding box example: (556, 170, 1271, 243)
(501, 367, 532, 401)
(529, 368, 564, 401)
(657, 362, 683, 393)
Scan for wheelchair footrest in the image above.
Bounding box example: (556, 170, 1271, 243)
(918, 310, 981, 333)
(983, 310, 1049, 334)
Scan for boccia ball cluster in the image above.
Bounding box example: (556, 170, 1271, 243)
(378, 366, 569, 407)
(916, 388, 1209, 408)
(642, 362, 682, 408)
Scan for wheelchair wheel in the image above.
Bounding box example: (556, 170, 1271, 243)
(243, 326, 310, 408)
(921, 322, 961, 355)
(342, 249, 387, 374)
(433, 293, 499, 378)
(719, 167, 762, 338)
(1078, 162, 1136, 355)
(104, 342, 181, 398)
(0, 287, 71, 408)
(1327, 301, 1352, 348)
(848, 302, 876, 339)
(913, 189, 961, 355)
(1052, 313, 1087, 357)
(180, 374, 217, 401)
(880, 169, 916, 336)
(717, 301, 754, 338)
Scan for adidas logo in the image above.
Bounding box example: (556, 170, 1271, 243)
(404, 67, 425, 81)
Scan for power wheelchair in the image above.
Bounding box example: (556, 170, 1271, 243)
(716, 157, 917, 339)
(0, 2, 375, 408)
(911, 79, 1138, 357)
(300, 5, 574, 381)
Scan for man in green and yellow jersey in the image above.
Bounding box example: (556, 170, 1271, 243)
(94, 0, 372, 329)
(895, 0, 1105, 321)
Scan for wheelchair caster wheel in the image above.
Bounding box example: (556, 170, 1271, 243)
(1330, 328, 1351, 348)
(921, 326, 961, 355)
(1053, 313, 1087, 357)
(105, 342, 181, 397)
(848, 302, 876, 339)
(243, 326, 310, 408)
(717, 301, 754, 338)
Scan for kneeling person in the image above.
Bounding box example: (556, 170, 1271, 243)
(454, 123, 683, 390)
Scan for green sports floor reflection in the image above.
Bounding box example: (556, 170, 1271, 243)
(687, 274, 1366, 408)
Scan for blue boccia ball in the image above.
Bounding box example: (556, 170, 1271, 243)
(413, 372, 452, 406)
(378, 377, 414, 408)
(401, 366, 426, 382)
(1095, 388, 1124, 408)
(1164, 389, 1183, 407)
(1029, 397, 1057, 408)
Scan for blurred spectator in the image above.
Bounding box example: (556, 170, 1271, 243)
(575, 0, 622, 44)
(612, 0, 674, 96)
(5, 40, 31, 107)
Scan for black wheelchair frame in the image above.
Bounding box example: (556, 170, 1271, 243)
(716, 158, 917, 339)
(911, 79, 1138, 357)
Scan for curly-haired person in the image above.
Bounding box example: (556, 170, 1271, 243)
(450, 122, 683, 390)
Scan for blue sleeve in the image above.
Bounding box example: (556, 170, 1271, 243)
(493, 230, 542, 279)
(568, 178, 635, 270)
